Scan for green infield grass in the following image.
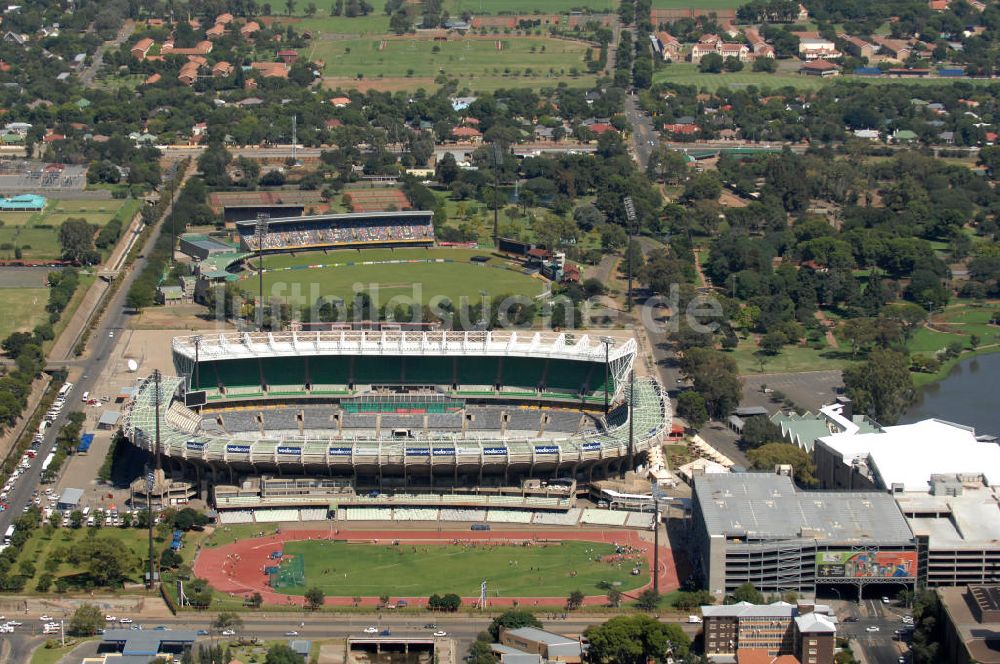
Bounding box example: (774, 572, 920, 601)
(252, 247, 546, 306)
(310, 35, 593, 91)
(0, 287, 49, 340)
(272, 539, 647, 597)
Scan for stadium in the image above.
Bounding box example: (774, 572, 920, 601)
(235, 210, 434, 253)
(122, 330, 670, 500)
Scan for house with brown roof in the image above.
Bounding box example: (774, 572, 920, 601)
(452, 126, 483, 142)
(240, 22, 261, 38)
(251, 62, 288, 78)
(131, 37, 154, 60)
(800, 59, 840, 76)
(651, 31, 681, 61)
(206, 23, 226, 39)
(212, 61, 233, 77)
(839, 34, 876, 59)
(144, 73, 161, 85)
(277, 49, 299, 64)
(330, 96, 351, 107)
(216, 13, 234, 25)
(873, 36, 912, 61)
(162, 40, 213, 56)
(178, 60, 201, 85)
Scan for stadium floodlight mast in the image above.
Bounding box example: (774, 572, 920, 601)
(623, 196, 637, 311)
(600, 336, 614, 415)
(191, 335, 203, 392)
(255, 213, 270, 331)
(146, 369, 162, 590)
(491, 142, 503, 247)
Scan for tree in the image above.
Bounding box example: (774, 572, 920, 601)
(741, 417, 784, 449)
(607, 587, 623, 607)
(285, 0, 297, 15)
(672, 590, 715, 611)
(197, 144, 233, 187)
(759, 330, 787, 355)
(678, 349, 742, 419)
(428, 592, 462, 611)
(726, 583, 764, 605)
(305, 586, 325, 610)
(842, 348, 914, 424)
(752, 57, 776, 72)
(212, 611, 244, 632)
(566, 590, 585, 610)
(70, 510, 84, 528)
(676, 391, 708, 430)
(747, 443, 818, 487)
(635, 588, 662, 611)
(69, 604, 104, 636)
(488, 610, 542, 640)
(698, 52, 723, 73)
(585, 615, 690, 664)
(266, 643, 306, 664)
(59, 219, 98, 265)
(173, 507, 210, 531)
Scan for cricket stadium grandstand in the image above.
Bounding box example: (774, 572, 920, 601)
(121, 330, 670, 520)
(235, 210, 434, 253)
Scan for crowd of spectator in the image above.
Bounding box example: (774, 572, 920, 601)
(239, 220, 433, 251)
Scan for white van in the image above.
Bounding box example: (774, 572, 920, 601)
(81, 391, 89, 403)
(82, 506, 91, 517)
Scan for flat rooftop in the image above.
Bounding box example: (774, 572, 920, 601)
(694, 473, 914, 544)
(818, 419, 1000, 492)
(896, 487, 1000, 548)
(939, 586, 1000, 664)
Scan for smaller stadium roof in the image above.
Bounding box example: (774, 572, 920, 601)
(234, 210, 433, 231)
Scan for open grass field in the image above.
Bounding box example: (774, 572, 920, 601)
(443, 0, 615, 12)
(310, 35, 593, 92)
(0, 198, 139, 261)
(274, 540, 646, 597)
(651, 0, 740, 7)
(274, 13, 391, 36)
(254, 247, 546, 306)
(728, 338, 854, 375)
(0, 287, 49, 340)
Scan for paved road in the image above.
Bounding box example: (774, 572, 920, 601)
(839, 599, 911, 664)
(625, 94, 657, 170)
(0, 162, 193, 536)
(78, 21, 135, 88)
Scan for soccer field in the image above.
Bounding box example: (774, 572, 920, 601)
(273, 540, 647, 597)
(0, 287, 48, 340)
(253, 247, 546, 307)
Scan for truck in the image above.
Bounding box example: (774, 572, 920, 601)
(3, 525, 14, 546)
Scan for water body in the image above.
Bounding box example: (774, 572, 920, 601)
(901, 352, 1000, 437)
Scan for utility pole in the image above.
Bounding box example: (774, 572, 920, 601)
(256, 214, 270, 331)
(491, 143, 503, 247)
(291, 115, 297, 165)
(623, 196, 637, 312)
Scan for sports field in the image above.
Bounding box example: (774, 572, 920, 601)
(0, 197, 140, 260)
(444, 0, 615, 12)
(253, 247, 546, 307)
(0, 287, 48, 340)
(310, 35, 593, 91)
(272, 540, 646, 597)
(652, 0, 740, 7)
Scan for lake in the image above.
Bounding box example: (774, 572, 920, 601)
(901, 352, 1000, 437)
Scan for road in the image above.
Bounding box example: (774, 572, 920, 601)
(838, 599, 912, 664)
(78, 21, 135, 88)
(625, 94, 657, 170)
(0, 162, 193, 536)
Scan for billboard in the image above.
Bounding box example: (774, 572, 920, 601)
(816, 550, 917, 579)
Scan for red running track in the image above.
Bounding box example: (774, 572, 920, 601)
(194, 528, 680, 608)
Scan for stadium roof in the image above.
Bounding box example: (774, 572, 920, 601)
(693, 473, 914, 545)
(172, 330, 638, 366)
(817, 418, 1000, 492)
(234, 210, 432, 230)
(102, 628, 199, 655)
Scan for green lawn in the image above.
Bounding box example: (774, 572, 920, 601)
(0, 198, 139, 261)
(253, 246, 546, 306)
(728, 338, 855, 375)
(30, 639, 98, 664)
(652, 0, 740, 7)
(310, 36, 593, 91)
(274, 13, 391, 36)
(444, 0, 616, 12)
(274, 540, 646, 597)
(0, 288, 49, 340)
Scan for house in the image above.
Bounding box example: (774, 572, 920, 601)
(187, 55, 208, 66)
(691, 34, 751, 63)
(178, 60, 201, 85)
(663, 123, 700, 135)
(162, 40, 213, 56)
(450, 96, 477, 111)
(800, 59, 840, 76)
(928, 0, 950, 9)
(192, 122, 208, 138)
(650, 31, 681, 61)
(3, 31, 27, 46)
(216, 12, 234, 24)
(853, 128, 880, 140)
(330, 96, 351, 107)
(719, 42, 751, 61)
(891, 128, 918, 142)
(587, 122, 617, 135)
(144, 73, 161, 85)
(325, 119, 343, 129)
(798, 37, 841, 60)
(873, 36, 912, 60)
(240, 21, 260, 37)
(277, 49, 299, 64)
(250, 62, 288, 78)
(205, 23, 226, 39)
(452, 126, 483, 142)
(839, 34, 877, 59)
(212, 61, 233, 77)
(131, 37, 154, 59)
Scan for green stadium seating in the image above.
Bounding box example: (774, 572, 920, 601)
(309, 356, 351, 386)
(202, 360, 261, 390)
(355, 356, 403, 384)
(402, 356, 454, 385)
(501, 357, 544, 389)
(458, 357, 500, 387)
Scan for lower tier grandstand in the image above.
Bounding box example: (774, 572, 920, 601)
(236, 211, 434, 253)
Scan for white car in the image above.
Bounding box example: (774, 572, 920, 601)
(39, 615, 53, 621)
(364, 626, 378, 634)
(6, 621, 22, 627)
(285, 631, 299, 636)
(221, 629, 235, 636)
(433, 630, 448, 637)
(119, 618, 133, 624)
(866, 626, 880, 633)
(106, 616, 117, 622)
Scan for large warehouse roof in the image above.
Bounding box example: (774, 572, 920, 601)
(817, 418, 1000, 492)
(694, 473, 914, 544)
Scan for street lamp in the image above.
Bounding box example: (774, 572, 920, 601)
(256, 214, 270, 332)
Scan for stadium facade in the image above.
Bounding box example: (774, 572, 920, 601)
(122, 330, 670, 488)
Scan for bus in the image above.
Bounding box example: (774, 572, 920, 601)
(3, 525, 14, 546)
(58, 382, 73, 398)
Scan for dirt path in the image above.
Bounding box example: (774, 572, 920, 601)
(814, 310, 839, 349)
